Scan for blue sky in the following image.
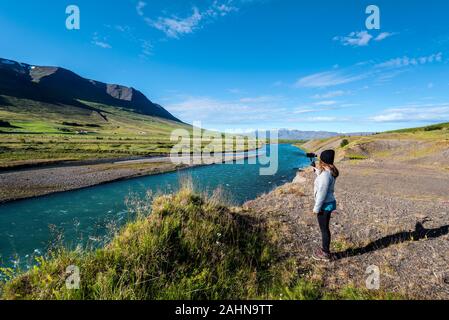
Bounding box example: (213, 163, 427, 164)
(1, 0, 449, 132)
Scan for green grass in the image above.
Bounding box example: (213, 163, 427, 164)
(386, 122, 449, 134)
(346, 154, 369, 160)
(0, 186, 402, 300)
(0, 95, 261, 168)
(323, 286, 405, 300)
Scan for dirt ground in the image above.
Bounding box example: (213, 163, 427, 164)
(244, 160, 449, 299)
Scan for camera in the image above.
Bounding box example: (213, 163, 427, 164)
(306, 153, 317, 167)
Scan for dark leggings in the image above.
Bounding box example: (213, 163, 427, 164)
(317, 211, 332, 254)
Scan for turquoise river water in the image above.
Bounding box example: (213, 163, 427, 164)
(0, 144, 309, 269)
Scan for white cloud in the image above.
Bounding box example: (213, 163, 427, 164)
(228, 88, 243, 94)
(295, 71, 367, 88)
(149, 7, 203, 39)
(140, 39, 153, 57)
(295, 52, 444, 89)
(305, 116, 340, 122)
(312, 90, 346, 99)
(93, 41, 111, 49)
(334, 30, 396, 47)
(91, 33, 111, 49)
(205, 1, 238, 17)
(136, 1, 147, 17)
(375, 32, 395, 41)
(375, 69, 408, 83)
(239, 95, 281, 103)
(114, 25, 131, 33)
(333, 31, 373, 47)
(371, 105, 449, 122)
(376, 52, 443, 68)
(293, 108, 316, 114)
(315, 100, 337, 106)
(166, 96, 286, 124)
(145, 1, 238, 39)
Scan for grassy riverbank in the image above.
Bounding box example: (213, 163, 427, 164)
(0, 185, 398, 300)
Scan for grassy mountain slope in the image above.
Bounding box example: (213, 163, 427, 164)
(0, 58, 181, 122)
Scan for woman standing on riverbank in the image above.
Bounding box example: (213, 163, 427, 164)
(312, 150, 339, 262)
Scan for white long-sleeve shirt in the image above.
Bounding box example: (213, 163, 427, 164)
(313, 169, 336, 214)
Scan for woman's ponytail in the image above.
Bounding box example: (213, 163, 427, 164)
(318, 162, 339, 178)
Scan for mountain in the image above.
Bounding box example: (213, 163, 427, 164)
(277, 129, 340, 140)
(0, 57, 181, 122)
(276, 129, 374, 140)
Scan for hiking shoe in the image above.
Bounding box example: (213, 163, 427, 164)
(312, 249, 332, 262)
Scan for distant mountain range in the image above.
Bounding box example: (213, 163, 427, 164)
(243, 129, 373, 141)
(277, 129, 340, 140)
(0, 57, 181, 122)
(277, 129, 373, 140)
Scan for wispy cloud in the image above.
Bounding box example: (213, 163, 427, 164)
(91, 33, 111, 49)
(166, 96, 286, 125)
(136, 1, 147, 17)
(333, 31, 373, 47)
(295, 51, 444, 89)
(293, 108, 317, 114)
(295, 71, 367, 88)
(139, 39, 153, 57)
(104, 24, 153, 58)
(333, 30, 396, 47)
(228, 88, 244, 94)
(312, 90, 347, 99)
(375, 69, 408, 83)
(375, 32, 396, 41)
(239, 95, 282, 103)
(143, 1, 238, 39)
(314, 100, 337, 106)
(304, 116, 341, 122)
(371, 104, 449, 122)
(286, 115, 351, 123)
(149, 7, 203, 39)
(375, 52, 443, 68)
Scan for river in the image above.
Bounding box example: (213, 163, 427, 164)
(0, 144, 309, 269)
